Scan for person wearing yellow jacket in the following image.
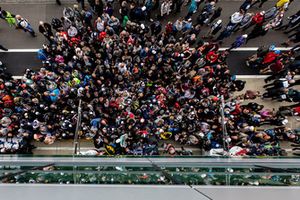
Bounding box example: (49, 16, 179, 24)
(1, 10, 16, 27)
(276, 0, 290, 10)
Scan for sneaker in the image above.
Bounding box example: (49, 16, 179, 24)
(245, 60, 250, 67)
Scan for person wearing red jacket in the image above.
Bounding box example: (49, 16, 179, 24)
(260, 58, 284, 74)
(262, 51, 280, 65)
(206, 51, 219, 64)
(243, 11, 265, 31)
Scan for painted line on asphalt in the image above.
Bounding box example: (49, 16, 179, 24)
(1, 47, 293, 53)
(219, 47, 293, 51)
(12, 76, 24, 79)
(4, 49, 39, 52)
(236, 75, 300, 78)
(12, 75, 300, 79)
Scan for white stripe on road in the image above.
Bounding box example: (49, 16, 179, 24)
(237, 75, 300, 78)
(12, 76, 24, 79)
(219, 47, 293, 51)
(0, 47, 293, 53)
(6, 47, 296, 79)
(5, 49, 39, 52)
(12, 75, 300, 80)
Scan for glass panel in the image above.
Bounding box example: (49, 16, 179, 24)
(0, 157, 299, 186)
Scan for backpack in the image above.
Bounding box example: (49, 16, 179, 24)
(37, 49, 47, 61)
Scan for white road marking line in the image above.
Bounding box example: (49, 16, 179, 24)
(219, 47, 293, 51)
(237, 75, 300, 79)
(12, 76, 24, 79)
(6, 47, 296, 79)
(5, 49, 39, 52)
(0, 47, 293, 53)
(237, 75, 269, 78)
(12, 75, 300, 80)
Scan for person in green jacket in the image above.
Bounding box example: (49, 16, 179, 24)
(1, 10, 16, 26)
(122, 15, 129, 28)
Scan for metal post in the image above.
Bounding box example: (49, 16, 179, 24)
(73, 99, 82, 155)
(220, 95, 229, 153)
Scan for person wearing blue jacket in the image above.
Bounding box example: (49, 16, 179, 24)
(227, 34, 248, 51)
(185, 0, 197, 20)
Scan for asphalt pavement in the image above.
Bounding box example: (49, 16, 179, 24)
(0, 1, 299, 75)
(0, 1, 299, 48)
(0, 51, 260, 75)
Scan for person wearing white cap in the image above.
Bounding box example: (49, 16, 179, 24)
(15, 15, 36, 37)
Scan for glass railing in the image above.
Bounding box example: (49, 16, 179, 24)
(0, 156, 300, 186)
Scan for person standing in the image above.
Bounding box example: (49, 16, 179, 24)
(240, 0, 253, 13)
(204, 19, 222, 39)
(215, 24, 234, 42)
(161, 0, 172, 18)
(185, 0, 197, 20)
(243, 11, 265, 31)
(0, 7, 5, 19)
(275, 0, 290, 10)
(173, 0, 184, 13)
(77, 0, 85, 9)
(250, 0, 268, 8)
(277, 10, 300, 30)
(1, 10, 16, 27)
(94, 0, 104, 17)
(208, 7, 222, 24)
(39, 21, 53, 42)
(246, 24, 270, 43)
(227, 34, 248, 51)
(15, 15, 36, 37)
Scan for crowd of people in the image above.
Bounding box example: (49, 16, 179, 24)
(0, 0, 299, 156)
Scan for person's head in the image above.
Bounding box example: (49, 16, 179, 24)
(1, 10, 7, 16)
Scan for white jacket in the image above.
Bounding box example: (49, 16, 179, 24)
(161, 1, 172, 16)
